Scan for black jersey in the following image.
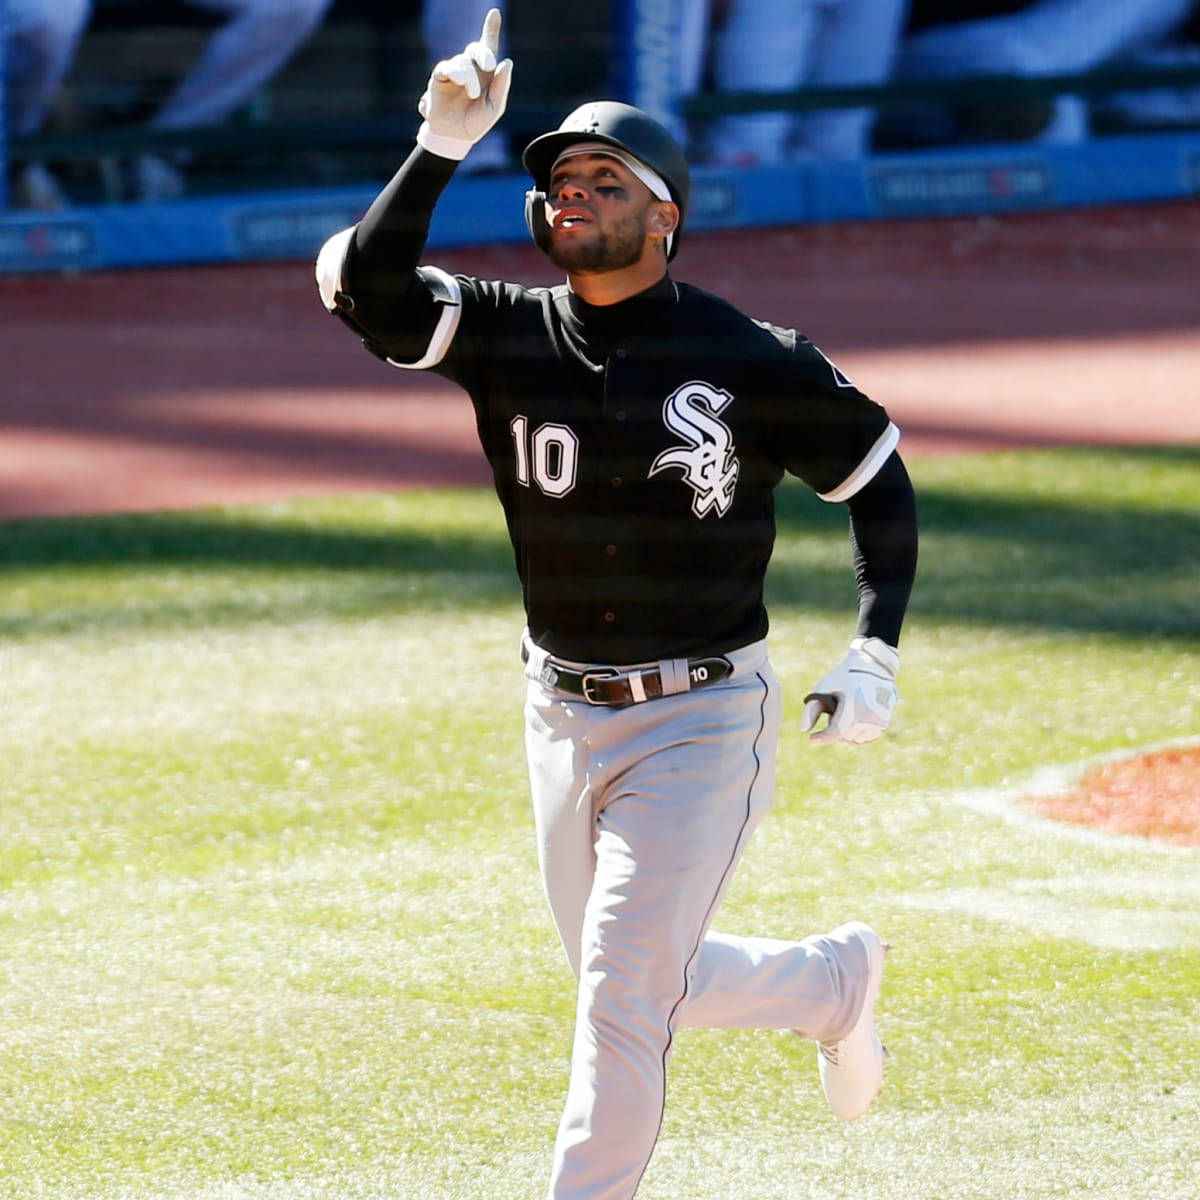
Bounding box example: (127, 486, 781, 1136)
(318, 149, 905, 664)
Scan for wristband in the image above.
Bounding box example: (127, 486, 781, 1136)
(416, 121, 474, 162)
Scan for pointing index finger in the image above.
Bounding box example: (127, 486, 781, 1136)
(481, 7, 502, 57)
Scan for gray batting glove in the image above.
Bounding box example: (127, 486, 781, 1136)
(800, 637, 900, 746)
(417, 8, 513, 161)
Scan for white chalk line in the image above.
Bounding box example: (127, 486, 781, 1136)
(893, 735, 1200, 950)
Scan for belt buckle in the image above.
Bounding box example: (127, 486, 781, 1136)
(581, 668, 621, 705)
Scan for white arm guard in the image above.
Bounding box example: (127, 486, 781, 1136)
(800, 637, 900, 746)
(315, 226, 355, 312)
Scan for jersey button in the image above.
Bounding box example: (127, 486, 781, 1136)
(611, 476, 622, 487)
(614, 348, 627, 359)
(605, 544, 617, 556)
(614, 410, 626, 421)
(603, 611, 616, 623)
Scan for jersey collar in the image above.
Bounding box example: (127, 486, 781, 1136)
(562, 273, 678, 334)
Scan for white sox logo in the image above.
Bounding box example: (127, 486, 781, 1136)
(648, 380, 739, 517)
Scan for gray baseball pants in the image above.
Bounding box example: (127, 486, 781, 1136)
(522, 638, 875, 1200)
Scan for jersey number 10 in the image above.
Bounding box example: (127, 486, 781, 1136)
(511, 416, 580, 498)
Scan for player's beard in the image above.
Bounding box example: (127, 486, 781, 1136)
(547, 210, 651, 274)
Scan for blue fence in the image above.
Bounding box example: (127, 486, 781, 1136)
(3, 128, 1199, 275)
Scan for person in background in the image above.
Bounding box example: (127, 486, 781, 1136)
(4, 0, 333, 208)
(132, 0, 335, 200)
(893, 0, 1196, 144)
(1093, 0, 1200, 132)
(5, 0, 90, 208)
(704, 0, 911, 164)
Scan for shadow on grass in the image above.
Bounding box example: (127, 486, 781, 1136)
(771, 445, 1198, 641)
(0, 448, 1196, 642)
(0, 508, 513, 578)
(0, 497, 521, 638)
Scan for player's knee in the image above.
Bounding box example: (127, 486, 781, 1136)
(589, 991, 671, 1056)
(585, 957, 688, 1034)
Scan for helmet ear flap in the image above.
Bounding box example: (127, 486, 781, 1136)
(524, 189, 552, 255)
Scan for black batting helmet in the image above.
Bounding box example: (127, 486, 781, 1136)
(522, 101, 691, 261)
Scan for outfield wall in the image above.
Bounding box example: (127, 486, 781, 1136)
(3, 130, 1200, 276)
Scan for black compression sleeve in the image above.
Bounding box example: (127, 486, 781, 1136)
(347, 147, 459, 292)
(846, 452, 918, 647)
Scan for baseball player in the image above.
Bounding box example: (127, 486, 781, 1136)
(316, 12, 917, 1199)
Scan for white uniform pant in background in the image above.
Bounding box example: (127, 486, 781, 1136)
(151, 0, 333, 130)
(5, 0, 90, 138)
(708, 0, 910, 162)
(524, 640, 876, 1200)
(896, 0, 1194, 143)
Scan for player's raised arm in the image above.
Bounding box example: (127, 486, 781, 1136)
(314, 9, 512, 362)
(316, 9, 512, 306)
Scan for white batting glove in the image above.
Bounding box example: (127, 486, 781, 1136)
(800, 637, 900, 746)
(417, 7, 513, 161)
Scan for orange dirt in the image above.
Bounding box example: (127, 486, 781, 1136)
(1024, 748, 1200, 847)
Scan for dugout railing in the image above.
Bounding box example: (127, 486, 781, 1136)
(9, 0, 1200, 196)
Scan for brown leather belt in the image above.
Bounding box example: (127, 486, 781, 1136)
(523, 645, 733, 707)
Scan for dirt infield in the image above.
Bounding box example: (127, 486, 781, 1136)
(1024, 747, 1200, 847)
(2, 199, 1199, 518)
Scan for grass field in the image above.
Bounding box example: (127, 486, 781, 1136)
(1, 446, 1197, 1200)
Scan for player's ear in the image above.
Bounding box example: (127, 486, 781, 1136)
(647, 201, 679, 255)
(648, 201, 679, 240)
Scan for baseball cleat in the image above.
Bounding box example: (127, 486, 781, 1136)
(817, 921, 888, 1120)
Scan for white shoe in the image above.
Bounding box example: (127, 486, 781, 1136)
(817, 921, 887, 1120)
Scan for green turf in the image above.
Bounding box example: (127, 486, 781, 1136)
(1, 447, 1197, 1199)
